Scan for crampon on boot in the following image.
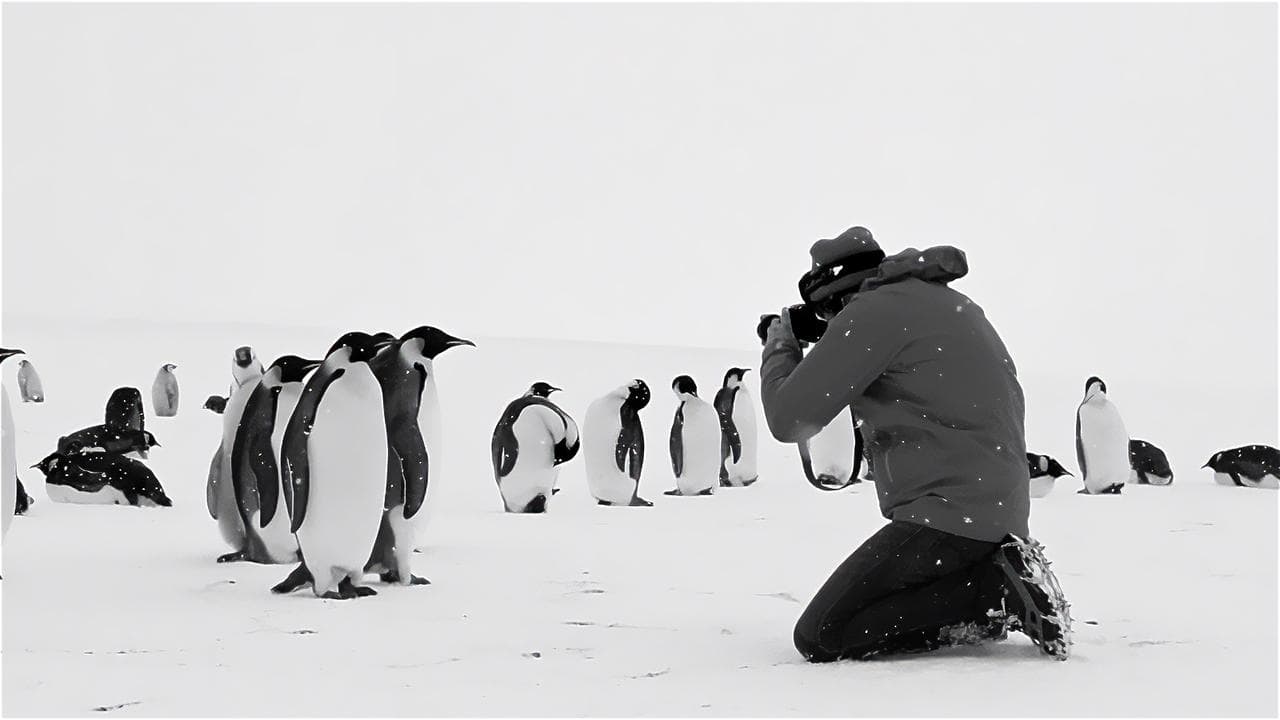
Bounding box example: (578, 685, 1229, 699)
(994, 534, 1072, 660)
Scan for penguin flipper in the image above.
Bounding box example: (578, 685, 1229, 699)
(851, 411, 865, 481)
(206, 445, 224, 520)
(715, 387, 742, 464)
(492, 414, 520, 480)
(626, 421, 645, 483)
(391, 420, 430, 520)
(1075, 410, 1088, 486)
(549, 404, 581, 466)
(283, 366, 346, 533)
(670, 405, 684, 478)
(230, 383, 276, 526)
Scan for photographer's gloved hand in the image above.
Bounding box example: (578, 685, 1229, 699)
(757, 314, 781, 345)
(766, 308, 804, 353)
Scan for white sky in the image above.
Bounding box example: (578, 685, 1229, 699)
(3, 3, 1276, 393)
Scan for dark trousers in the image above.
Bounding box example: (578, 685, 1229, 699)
(794, 520, 1008, 662)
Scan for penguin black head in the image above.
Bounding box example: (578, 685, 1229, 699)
(528, 382, 561, 398)
(269, 355, 323, 383)
(723, 367, 751, 387)
(1203, 452, 1223, 470)
(1045, 456, 1072, 477)
(142, 430, 161, 449)
(31, 451, 60, 475)
(234, 346, 255, 369)
(672, 375, 698, 397)
(1085, 376, 1107, 396)
(0, 348, 25, 364)
(162, 363, 177, 372)
(400, 326, 476, 359)
(328, 332, 395, 363)
(625, 379, 651, 409)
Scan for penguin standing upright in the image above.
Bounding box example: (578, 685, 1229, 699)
(715, 368, 758, 487)
(209, 346, 266, 562)
(584, 380, 653, 507)
(274, 332, 393, 599)
(152, 364, 180, 417)
(798, 407, 860, 491)
(1026, 452, 1072, 498)
(666, 376, 720, 497)
(1075, 376, 1130, 495)
(365, 326, 473, 584)
(16, 359, 44, 403)
(2, 348, 25, 542)
(491, 382, 580, 514)
(226, 355, 322, 565)
(105, 387, 145, 434)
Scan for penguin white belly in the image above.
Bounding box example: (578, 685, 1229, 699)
(500, 408, 560, 512)
(584, 399, 637, 505)
(1213, 472, 1237, 487)
(2, 387, 16, 538)
(215, 381, 258, 549)
(676, 402, 720, 496)
(1028, 475, 1055, 498)
(1242, 475, 1280, 490)
(295, 373, 387, 592)
(46, 483, 130, 505)
(412, 379, 443, 547)
(725, 391, 759, 484)
(254, 386, 303, 563)
(809, 410, 855, 481)
(1078, 402, 1129, 493)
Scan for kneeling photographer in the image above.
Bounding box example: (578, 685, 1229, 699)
(757, 226, 1072, 662)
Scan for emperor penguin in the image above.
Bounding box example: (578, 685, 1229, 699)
(34, 451, 172, 507)
(491, 382, 580, 514)
(152, 364, 180, 417)
(1129, 439, 1173, 486)
(1203, 445, 1280, 489)
(1026, 452, 1072, 498)
(714, 367, 758, 487)
(225, 355, 323, 565)
(58, 426, 159, 458)
(209, 346, 266, 562)
(798, 407, 860, 491)
(16, 359, 44, 403)
(584, 379, 653, 507)
(1076, 376, 1130, 495)
(365, 326, 473, 585)
(104, 387, 145, 434)
(2, 348, 25, 543)
(666, 376, 720, 497)
(274, 332, 394, 600)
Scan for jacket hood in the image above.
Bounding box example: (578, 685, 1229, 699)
(860, 245, 969, 292)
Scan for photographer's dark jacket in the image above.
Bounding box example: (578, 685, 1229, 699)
(760, 246, 1030, 542)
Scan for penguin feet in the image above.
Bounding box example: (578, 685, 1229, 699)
(663, 488, 682, 496)
(740, 476, 759, 487)
(629, 497, 654, 507)
(271, 564, 313, 594)
(339, 578, 377, 597)
(597, 500, 613, 506)
(378, 571, 431, 586)
(551, 488, 561, 495)
(217, 551, 247, 564)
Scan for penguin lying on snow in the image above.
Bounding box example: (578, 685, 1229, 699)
(33, 451, 172, 507)
(1076, 376, 1129, 495)
(1129, 440, 1173, 486)
(584, 380, 653, 507)
(1027, 453, 1072, 498)
(667, 376, 719, 497)
(492, 381, 579, 514)
(58, 425, 159, 459)
(1204, 445, 1279, 489)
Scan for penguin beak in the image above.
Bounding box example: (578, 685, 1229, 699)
(549, 386, 562, 393)
(448, 338, 476, 348)
(303, 359, 323, 372)
(0, 348, 25, 360)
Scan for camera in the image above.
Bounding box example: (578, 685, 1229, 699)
(757, 304, 830, 346)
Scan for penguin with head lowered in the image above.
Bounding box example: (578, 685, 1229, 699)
(1204, 445, 1280, 489)
(223, 355, 323, 565)
(208, 346, 267, 562)
(492, 381, 580, 514)
(152, 364, 180, 417)
(715, 368, 758, 488)
(365, 326, 473, 584)
(273, 332, 394, 599)
(2, 348, 25, 543)
(1026, 452, 1072, 498)
(34, 450, 172, 507)
(666, 376, 720, 497)
(1076, 376, 1130, 495)
(1129, 440, 1173, 486)
(584, 379, 653, 507)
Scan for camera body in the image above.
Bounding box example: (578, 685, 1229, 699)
(757, 304, 830, 345)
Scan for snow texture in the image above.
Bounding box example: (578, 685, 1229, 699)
(1, 316, 1276, 717)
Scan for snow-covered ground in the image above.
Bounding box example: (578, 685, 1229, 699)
(1, 316, 1276, 717)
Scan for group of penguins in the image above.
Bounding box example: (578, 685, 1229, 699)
(1026, 376, 1280, 496)
(2, 339, 1278, 594)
